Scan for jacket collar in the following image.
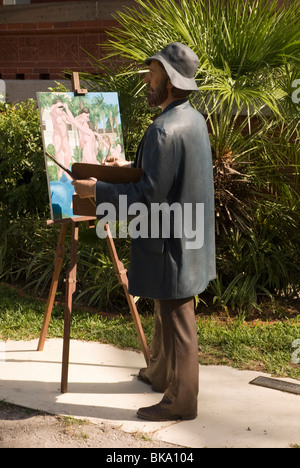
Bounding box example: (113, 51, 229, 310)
(161, 99, 189, 115)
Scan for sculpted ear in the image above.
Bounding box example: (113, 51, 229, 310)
(166, 79, 173, 90)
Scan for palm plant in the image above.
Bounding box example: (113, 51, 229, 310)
(100, 0, 300, 232)
(79, 0, 300, 309)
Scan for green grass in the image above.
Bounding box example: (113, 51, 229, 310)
(0, 283, 299, 380)
(197, 317, 300, 378)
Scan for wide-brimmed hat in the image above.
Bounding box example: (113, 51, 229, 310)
(145, 42, 199, 91)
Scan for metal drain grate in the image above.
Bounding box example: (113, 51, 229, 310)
(249, 376, 300, 395)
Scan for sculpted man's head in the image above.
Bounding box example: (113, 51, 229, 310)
(144, 42, 199, 109)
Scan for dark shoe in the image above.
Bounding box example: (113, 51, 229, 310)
(137, 369, 167, 393)
(137, 397, 197, 422)
(137, 368, 151, 386)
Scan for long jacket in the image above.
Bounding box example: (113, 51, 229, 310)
(96, 99, 216, 299)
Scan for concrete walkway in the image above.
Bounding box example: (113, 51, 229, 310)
(0, 338, 299, 448)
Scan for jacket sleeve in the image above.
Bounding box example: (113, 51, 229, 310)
(95, 125, 176, 213)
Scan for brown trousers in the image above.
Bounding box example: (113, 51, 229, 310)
(143, 297, 199, 416)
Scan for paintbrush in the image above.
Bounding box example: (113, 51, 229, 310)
(46, 152, 78, 180)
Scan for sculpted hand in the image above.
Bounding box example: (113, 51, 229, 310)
(72, 179, 96, 199)
(102, 155, 131, 167)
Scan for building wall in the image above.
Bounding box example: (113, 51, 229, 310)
(0, 0, 290, 101)
(0, 0, 290, 80)
(0, 1, 134, 81)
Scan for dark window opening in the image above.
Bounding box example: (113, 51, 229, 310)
(39, 73, 50, 80)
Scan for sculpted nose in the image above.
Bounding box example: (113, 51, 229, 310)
(144, 72, 150, 84)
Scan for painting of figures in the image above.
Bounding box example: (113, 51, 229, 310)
(37, 92, 125, 220)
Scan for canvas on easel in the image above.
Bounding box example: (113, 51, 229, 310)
(37, 91, 125, 220)
(36, 80, 149, 393)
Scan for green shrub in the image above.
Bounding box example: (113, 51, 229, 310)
(0, 0, 299, 313)
(0, 100, 49, 219)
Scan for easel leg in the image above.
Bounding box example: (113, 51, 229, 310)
(39, 218, 149, 393)
(104, 224, 150, 365)
(61, 221, 79, 394)
(37, 223, 68, 351)
(123, 285, 150, 366)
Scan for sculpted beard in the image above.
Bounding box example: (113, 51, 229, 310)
(147, 75, 169, 108)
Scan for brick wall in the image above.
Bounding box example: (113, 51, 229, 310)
(0, 1, 133, 80)
(0, 21, 117, 80)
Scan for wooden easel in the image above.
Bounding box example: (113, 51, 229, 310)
(37, 73, 149, 393)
